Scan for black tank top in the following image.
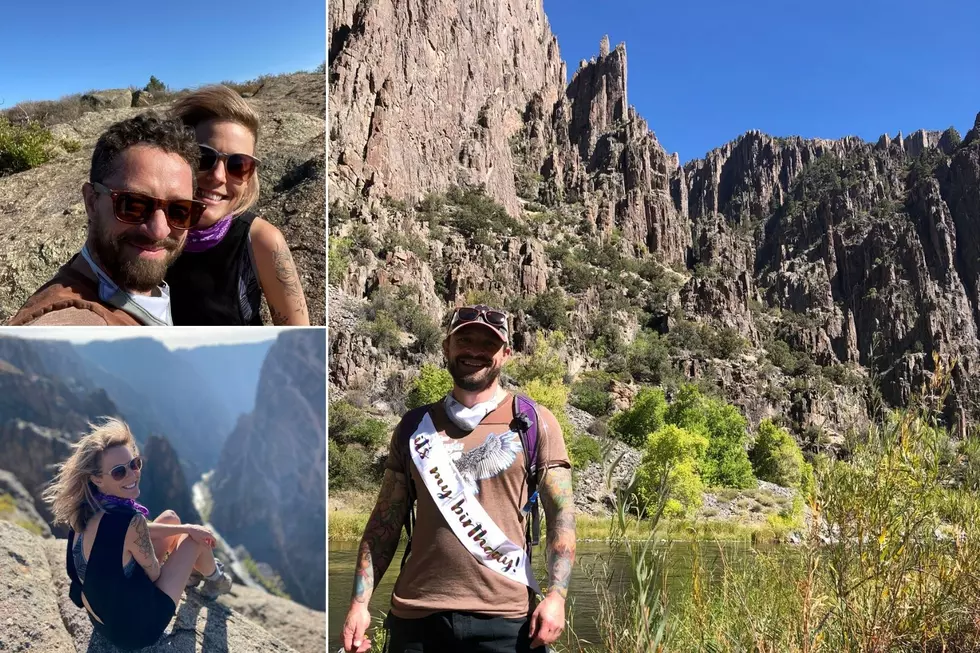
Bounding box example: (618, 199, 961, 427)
(66, 507, 177, 650)
(165, 212, 263, 326)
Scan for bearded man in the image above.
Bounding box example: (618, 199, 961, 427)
(8, 113, 204, 326)
(342, 305, 577, 653)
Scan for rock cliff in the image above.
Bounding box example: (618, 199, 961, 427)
(329, 0, 980, 440)
(0, 521, 325, 653)
(209, 330, 326, 610)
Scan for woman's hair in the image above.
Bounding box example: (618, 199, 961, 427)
(171, 85, 261, 216)
(42, 418, 138, 533)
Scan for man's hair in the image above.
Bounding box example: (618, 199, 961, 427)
(171, 85, 261, 216)
(89, 112, 200, 185)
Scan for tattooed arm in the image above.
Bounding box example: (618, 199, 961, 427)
(250, 218, 311, 325)
(125, 514, 161, 582)
(539, 465, 576, 599)
(529, 464, 576, 647)
(342, 469, 411, 652)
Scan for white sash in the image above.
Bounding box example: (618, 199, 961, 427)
(408, 412, 540, 592)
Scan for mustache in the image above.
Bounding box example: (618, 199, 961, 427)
(120, 234, 180, 250)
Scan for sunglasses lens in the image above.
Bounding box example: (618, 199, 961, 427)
(227, 155, 256, 180)
(114, 192, 151, 224)
(456, 308, 479, 322)
(485, 311, 507, 327)
(132, 457, 143, 472)
(199, 145, 218, 171)
(166, 201, 194, 229)
(110, 465, 127, 481)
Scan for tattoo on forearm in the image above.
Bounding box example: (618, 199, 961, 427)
(352, 470, 410, 604)
(540, 466, 576, 599)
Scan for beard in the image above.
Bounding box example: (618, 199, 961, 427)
(447, 355, 502, 393)
(90, 217, 183, 293)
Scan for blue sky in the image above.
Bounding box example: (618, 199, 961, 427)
(544, 0, 980, 162)
(0, 0, 324, 108)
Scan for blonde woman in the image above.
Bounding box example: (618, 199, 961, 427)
(44, 418, 232, 650)
(165, 85, 310, 325)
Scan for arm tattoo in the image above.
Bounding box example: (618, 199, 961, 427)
(539, 465, 576, 599)
(352, 470, 410, 604)
(131, 515, 159, 573)
(269, 239, 309, 324)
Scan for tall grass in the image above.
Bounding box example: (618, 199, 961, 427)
(581, 356, 980, 652)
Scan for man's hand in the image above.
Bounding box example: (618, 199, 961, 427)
(341, 603, 373, 653)
(529, 591, 565, 648)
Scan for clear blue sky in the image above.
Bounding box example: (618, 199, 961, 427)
(0, 0, 324, 108)
(544, 0, 980, 162)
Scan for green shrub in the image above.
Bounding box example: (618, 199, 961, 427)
(328, 236, 353, 286)
(406, 365, 454, 409)
(529, 288, 569, 330)
(61, 138, 81, 153)
(703, 326, 746, 359)
(523, 378, 574, 440)
(329, 401, 390, 448)
(329, 402, 389, 490)
(635, 424, 708, 518)
(609, 387, 668, 448)
(507, 331, 566, 385)
(570, 371, 613, 417)
(365, 285, 442, 354)
(665, 385, 755, 489)
(0, 117, 52, 175)
(446, 185, 529, 239)
(144, 76, 167, 93)
(363, 314, 401, 351)
(626, 329, 673, 384)
(750, 419, 805, 488)
(568, 433, 602, 468)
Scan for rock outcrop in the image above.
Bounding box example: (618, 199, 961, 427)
(329, 0, 980, 439)
(0, 72, 325, 325)
(0, 521, 325, 653)
(139, 435, 202, 524)
(209, 330, 326, 610)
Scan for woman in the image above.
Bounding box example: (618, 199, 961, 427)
(166, 85, 310, 325)
(43, 418, 233, 650)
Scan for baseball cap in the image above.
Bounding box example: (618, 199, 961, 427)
(447, 305, 509, 343)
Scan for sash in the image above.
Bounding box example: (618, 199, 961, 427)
(408, 412, 540, 592)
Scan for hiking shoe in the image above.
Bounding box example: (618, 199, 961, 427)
(185, 570, 204, 589)
(198, 568, 233, 599)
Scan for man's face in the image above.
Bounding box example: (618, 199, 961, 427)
(444, 325, 512, 392)
(82, 145, 193, 293)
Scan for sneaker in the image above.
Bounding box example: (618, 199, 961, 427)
(198, 564, 233, 599)
(185, 571, 204, 589)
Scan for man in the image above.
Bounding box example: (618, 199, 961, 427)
(342, 305, 577, 653)
(7, 113, 204, 326)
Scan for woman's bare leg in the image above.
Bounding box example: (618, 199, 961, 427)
(151, 510, 182, 564)
(154, 534, 219, 605)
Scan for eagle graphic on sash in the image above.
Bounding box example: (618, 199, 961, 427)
(448, 430, 523, 495)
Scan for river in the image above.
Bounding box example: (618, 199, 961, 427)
(328, 540, 764, 650)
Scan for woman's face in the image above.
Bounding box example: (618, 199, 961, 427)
(92, 445, 141, 500)
(194, 119, 256, 227)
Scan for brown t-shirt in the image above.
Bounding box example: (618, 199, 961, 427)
(387, 393, 570, 619)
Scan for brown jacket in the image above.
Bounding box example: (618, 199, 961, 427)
(7, 254, 142, 326)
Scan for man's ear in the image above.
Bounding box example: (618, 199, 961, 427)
(442, 336, 450, 359)
(81, 182, 98, 223)
(501, 345, 513, 363)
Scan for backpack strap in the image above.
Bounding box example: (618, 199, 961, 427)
(397, 404, 432, 570)
(512, 394, 541, 548)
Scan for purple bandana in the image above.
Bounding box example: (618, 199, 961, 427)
(184, 215, 233, 253)
(95, 491, 149, 517)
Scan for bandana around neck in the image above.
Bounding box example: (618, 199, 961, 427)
(184, 215, 233, 253)
(444, 386, 507, 432)
(94, 491, 149, 517)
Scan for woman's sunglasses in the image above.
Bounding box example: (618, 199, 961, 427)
(198, 144, 260, 181)
(92, 182, 205, 230)
(107, 456, 143, 482)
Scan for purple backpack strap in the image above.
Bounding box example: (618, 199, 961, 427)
(513, 394, 541, 547)
(398, 404, 432, 569)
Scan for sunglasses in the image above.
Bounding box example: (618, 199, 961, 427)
(198, 144, 260, 181)
(107, 456, 143, 482)
(92, 182, 205, 231)
(451, 306, 509, 330)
